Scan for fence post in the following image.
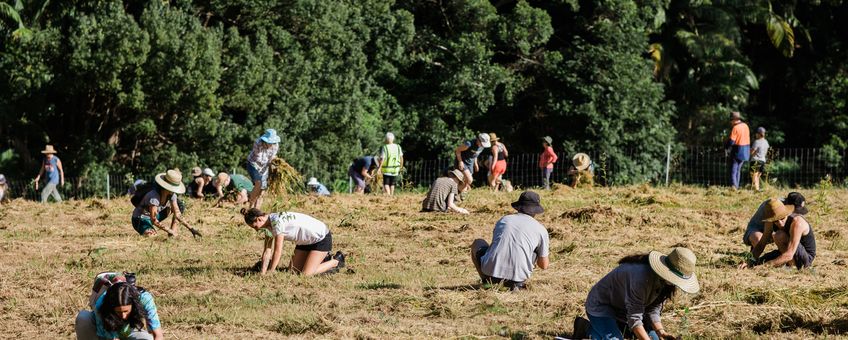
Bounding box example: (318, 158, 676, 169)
(665, 144, 671, 186)
(106, 173, 111, 199)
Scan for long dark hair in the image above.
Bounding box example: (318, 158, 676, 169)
(98, 282, 148, 332)
(618, 253, 677, 303)
(241, 208, 265, 225)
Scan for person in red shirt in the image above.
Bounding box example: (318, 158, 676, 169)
(539, 136, 558, 189)
(726, 111, 751, 190)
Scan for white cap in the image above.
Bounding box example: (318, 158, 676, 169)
(202, 168, 215, 177)
(477, 133, 492, 148)
(385, 132, 395, 143)
(307, 177, 320, 186)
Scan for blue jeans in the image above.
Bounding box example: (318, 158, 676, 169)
(588, 314, 659, 340)
(542, 168, 553, 189)
(246, 161, 268, 190)
(730, 159, 745, 189)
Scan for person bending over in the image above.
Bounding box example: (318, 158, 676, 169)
(75, 273, 162, 340)
(740, 197, 816, 270)
(421, 169, 468, 214)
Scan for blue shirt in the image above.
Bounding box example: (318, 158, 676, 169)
(352, 156, 374, 172)
(460, 140, 484, 169)
(43, 156, 60, 184)
(94, 290, 161, 338)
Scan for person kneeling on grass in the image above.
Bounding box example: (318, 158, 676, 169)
(241, 208, 345, 276)
(75, 272, 162, 340)
(739, 197, 816, 270)
(213, 172, 254, 206)
(470, 191, 550, 291)
(741, 192, 808, 263)
(421, 169, 469, 214)
(130, 169, 201, 238)
(582, 248, 699, 340)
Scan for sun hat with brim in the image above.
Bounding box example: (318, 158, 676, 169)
(730, 111, 743, 120)
(202, 168, 215, 177)
(190, 167, 202, 177)
(762, 198, 794, 223)
(649, 248, 699, 294)
(488, 133, 500, 142)
(307, 177, 320, 186)
(784, 192, 808, 215)
(41, 145, 58, 154)
(155, 169, 186, 194)
(511, 191, 544, 215)
(572, 153, 591, 171)
(449, 169, 465, 184)
(477, 133, 492, 148)
(542, 136, 553, 145)
(260, 128, 281, 144)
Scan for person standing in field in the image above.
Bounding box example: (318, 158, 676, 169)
(240, 208, 345, 276)
(455, 133, 492, 193)
(0, 174, 8, 204)
(75, 272, 163, 340)
(34, 144, 65, 203)
(349, 155, 377, 194)
(740, 193, 808, 264)
(470, 191, 549, 291)
(726, 111, 750, 190)
(247, 129, 280, 209)
(567, 153, 594, 188)
(539, 136, 558, 190)
(487, 133, 508, 191)
(739, 197, 816, 270)
(750, 127, 769, 191)
(583, 248, 699, 340)
(377, 132, 403, 195)
(421, 169, 469, 214)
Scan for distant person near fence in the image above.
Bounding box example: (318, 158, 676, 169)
(750, 127, 769, 191)
(349, 156, 377, 194)
(726, 111, 750, 190)
(34, 144, 65, 203)
(377, 132, 403, 196)
(568, 153, 594, 188)
(539, 136, 558, 189)
(487, 133, 508, 191)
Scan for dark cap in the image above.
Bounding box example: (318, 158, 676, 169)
(511, 191, 544, 216)
(784, 192, 808, 215)
(756, 127, 766, 134)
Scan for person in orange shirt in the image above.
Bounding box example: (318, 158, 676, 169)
(726, 111, 751, 190)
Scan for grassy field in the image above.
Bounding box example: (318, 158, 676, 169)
(1, 184, 847, 339)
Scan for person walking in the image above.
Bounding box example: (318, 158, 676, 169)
(539, 136, 558, 189)
(454, 133, 492, 193)
(487, 133, 508, 191)
(377, 132, 404, 196)
(726, 111, 750, 190)
(247, 129, 280, 209)
(34, 144, 65, 203)
(750, 127, 769, 191)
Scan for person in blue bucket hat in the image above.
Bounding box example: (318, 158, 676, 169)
(247, 128, 280, 209)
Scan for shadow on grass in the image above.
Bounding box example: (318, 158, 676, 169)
(752, 311, 848, 335)
(357, 280, 403, 290)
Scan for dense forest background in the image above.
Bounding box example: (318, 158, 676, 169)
(1, 0, 846, 184)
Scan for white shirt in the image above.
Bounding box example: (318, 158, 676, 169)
(269, 212, 329, 245)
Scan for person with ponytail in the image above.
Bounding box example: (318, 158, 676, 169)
(75, 273, 162, 340)
(241, 208, 345, 276)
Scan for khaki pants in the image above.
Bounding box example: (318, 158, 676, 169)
(40, 182, 62, 203)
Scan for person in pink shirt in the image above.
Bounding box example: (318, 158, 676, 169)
(539, 136, 558, 189)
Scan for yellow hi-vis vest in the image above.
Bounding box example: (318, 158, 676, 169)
(381, 144, 402, 176)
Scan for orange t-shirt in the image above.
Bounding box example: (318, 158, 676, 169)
(729, 122, 750, 146)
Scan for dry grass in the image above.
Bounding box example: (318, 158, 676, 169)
(1, 185, 848, 339)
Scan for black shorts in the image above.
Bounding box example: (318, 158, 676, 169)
(295, 232, 332, 252)
(752, 160, 766, 173)
(383, 175, 397, 186)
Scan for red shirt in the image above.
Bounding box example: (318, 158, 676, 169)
(539, 146, 558, 169)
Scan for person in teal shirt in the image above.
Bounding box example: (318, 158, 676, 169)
(75, 275, 163, 340)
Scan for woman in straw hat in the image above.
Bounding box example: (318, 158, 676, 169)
(131, 169, 200, 237)
(739, 198, 816, 270)
(567, 153, 594, 188)
(34, 144, 65, 203)
(421, 169, 469, 214)
(583, 248, 699, 340)
(246, 128, 280, 209)
(487, 133, 509, 191)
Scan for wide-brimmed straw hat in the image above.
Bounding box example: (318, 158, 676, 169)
(260, 128, 281, 144)
(488, 133, 500, 142)
(449, 169, 465, 184)
(41, 145, 58, 154)
(190, 167, 202, 177)
(649, 248, 699, 294)
(511, 191, 544, 216)
(762, 198, 794, 223)
(542, 136, 553, 145)
(572, 153, 591, 171)
(307, 177, 320, 186)
(784, 192, 808, 215)
(155, 169, 186, 194)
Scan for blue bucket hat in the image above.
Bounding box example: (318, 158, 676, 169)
(260, 129, 281, 144)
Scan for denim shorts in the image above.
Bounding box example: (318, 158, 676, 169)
(246, 161, 268, 190)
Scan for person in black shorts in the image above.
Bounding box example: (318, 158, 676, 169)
(740, 198, 816, 270)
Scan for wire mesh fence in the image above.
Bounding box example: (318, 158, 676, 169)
(1, 147, 844, 201)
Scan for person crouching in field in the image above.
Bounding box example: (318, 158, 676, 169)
(241, 208, 345, 276)
(75, 272, 163, 340)
(421, 169, 469, 214)
(247, 128, 280, 209)
(739, 197, 816, 270)
(131, 169, 200, 237)
(567, 153, 594, 188)
(471, 191, 549, 290)
(582, 248, 699, 340)
(741, 193, 807, 262)
(213, 172, 254, 206)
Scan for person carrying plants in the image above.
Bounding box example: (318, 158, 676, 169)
(539, 136, 558, 190)
(487, 133, 509, 191)
(750, 127, 770, 191)
(212, 172, 254, 206)
(240, 208, 345, 276)
(130, 169, 201, 238)
(726, 111, 751, 190)
(247, 128, 280, 209)
(455, 133, 492, 193)
(75, 272, 163, 340)
(421, 169, 469, 214)
(581, 248, 700, 340)
(739, 196, 816, 270)
(377, 132, 404, 196)
(470, 191, 549, 291)
(306, 177, 331, 196)
(567, 153, 594, 188)
(34, 144, 65, 203)
(349, 155, 378, 194)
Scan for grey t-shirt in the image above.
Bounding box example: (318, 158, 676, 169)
(132, 190, 178, 218)
(480, 213, 550, 282)
(585, 263, 666, 330)
(752, 138, 769, 162)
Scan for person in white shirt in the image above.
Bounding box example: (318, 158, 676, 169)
(241, 208, 345, 276)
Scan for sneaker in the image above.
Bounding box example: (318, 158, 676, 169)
(323, 253, 333, 263)
(333, 251, 346, 269)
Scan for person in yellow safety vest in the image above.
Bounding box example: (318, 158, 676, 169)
(377, 132, 404, 196)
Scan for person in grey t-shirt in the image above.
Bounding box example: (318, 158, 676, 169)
(470, 191, 550, 290)
(750, 127, 770, 191)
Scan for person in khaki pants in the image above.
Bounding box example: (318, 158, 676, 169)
(34, 145, 65, 203)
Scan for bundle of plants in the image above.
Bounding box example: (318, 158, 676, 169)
(268, 158, 305, 196)
(369, 171, 383, 193)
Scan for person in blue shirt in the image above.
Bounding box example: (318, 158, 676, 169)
(34, 144, 65, 203)
(75, 273, 162, 340)
(307, 177, 331, 196)
(348, 156, 377, 194)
